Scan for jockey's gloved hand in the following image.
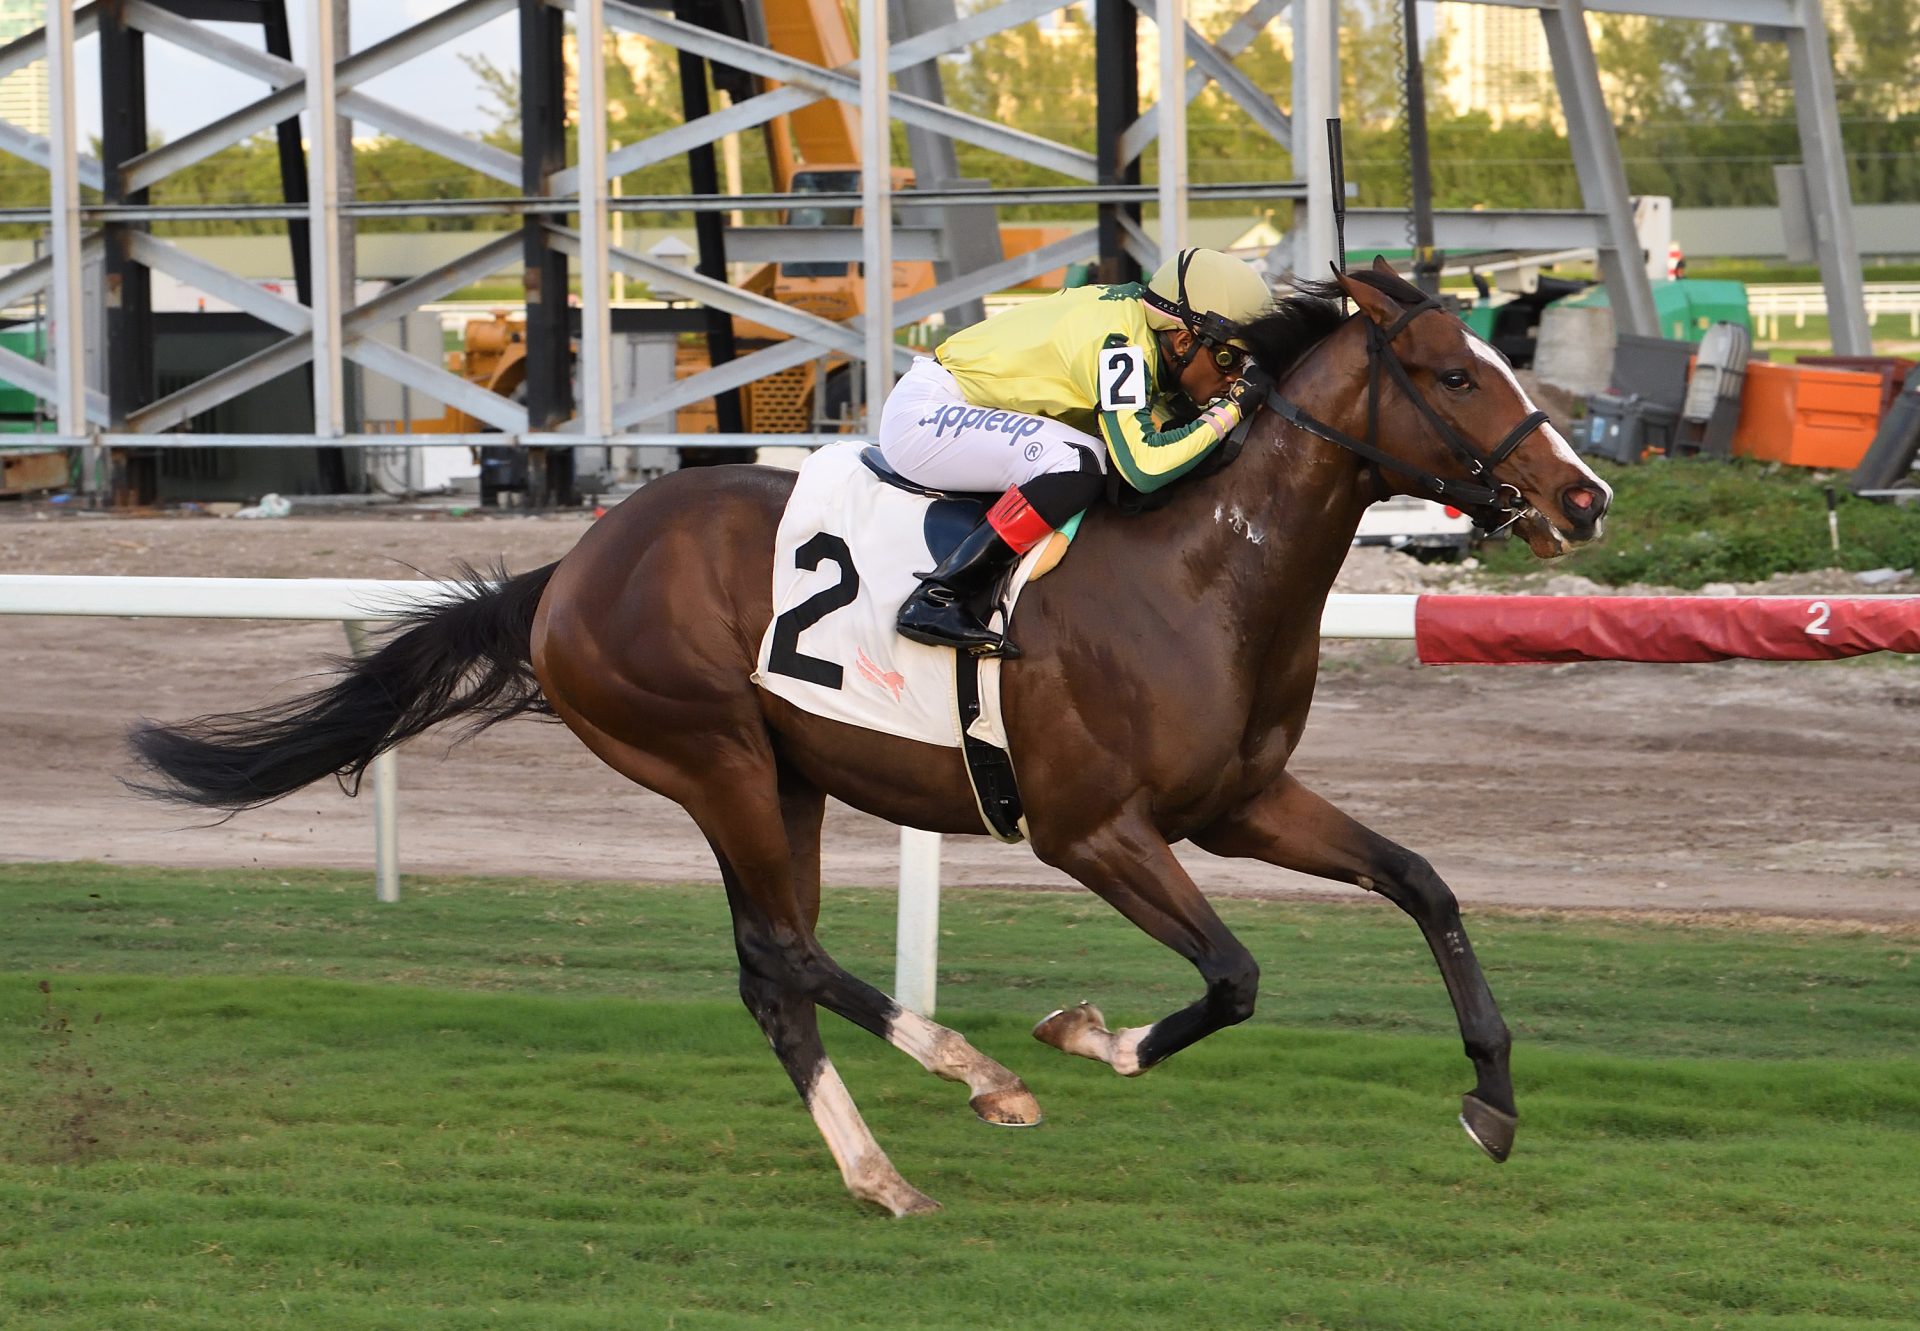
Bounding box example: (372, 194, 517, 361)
(1223, 361, 1274, 416)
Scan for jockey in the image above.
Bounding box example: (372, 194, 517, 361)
(879, 247, 1276, 657)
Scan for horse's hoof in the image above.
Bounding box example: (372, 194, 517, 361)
(891, 1189, 943, 1217)
(1033, 1001, 1107, 1056)
(970, 1083, 1044, 1127)
(1459, 1094, 1517, 1163)
(851, 1157, 944, 1217)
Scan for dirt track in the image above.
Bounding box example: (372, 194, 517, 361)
(2, 509, 1916, 923)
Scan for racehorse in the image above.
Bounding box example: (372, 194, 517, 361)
(131, 261, 1610, 1215)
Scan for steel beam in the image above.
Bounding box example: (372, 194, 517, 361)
(1342, 208, 1607, 252)
(1539, 0, 1657, 337)
(1119, 212, 1160, 272)
(0, 346, 109, 426)
(0, 3, 98, 78)
(1096, 0, 1142, 282)
(126, 1, 524, 188)
(547, 226, 866, 358)
(0, 179, 1308, 226)
(671, 0, 742, 439)
(892, 0, 993, 331)
(1156, 0, 1188, 256)
(343, 337, 529, 433)
(259, 0, 312, 307)
(1119, 0, 1290, 165)
(1586, 0, 1798, 23)
(100, 0, 155, 506)
(128, 337, 317, 435)
(306, 0, 344, 439)
(884, 228, 1099, 325)
(519, 0, 573, 436)
(0, 122, 106, 191)
(45, 0, 90, 447)
(610, 337, 827, 432)
(552, 0, 1063, 195)
(127, 233, 523, 435)
(1784, 2, 1871, 355)
(0, 233, 102, 312)
(594, 0, 1098, 182)
(861, 0, 894, 423)
(1291, 0, 1337, 275)
(125, 232, 313, 334)
(575, 0, 613, 439)
(723, 226, 944, 262)
(119, 0, 517, 193)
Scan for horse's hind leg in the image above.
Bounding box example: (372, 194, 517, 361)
(775, 768, 1042, 1128)
(700, 796, 940, 1217)
(1029, 804, 1261, 1076)
(1192, 773, 1517, 1162)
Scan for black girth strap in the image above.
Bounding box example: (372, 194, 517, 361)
(954, 653, 1025, 842)
(1266, 292, 1549, 529)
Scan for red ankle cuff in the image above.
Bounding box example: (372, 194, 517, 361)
(986, 488, 1054, 553)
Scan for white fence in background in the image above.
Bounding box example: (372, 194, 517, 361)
(0, 574, 1415, 1014)
(1746, 282, 1920, 340)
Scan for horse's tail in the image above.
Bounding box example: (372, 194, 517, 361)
(128, 561, 559, 813)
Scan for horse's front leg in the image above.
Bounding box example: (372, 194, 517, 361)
(1192, 773, 1518, 1162)
(1029, 805, 1261, 1075)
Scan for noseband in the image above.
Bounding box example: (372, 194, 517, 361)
(1264, 295, 1550, 532)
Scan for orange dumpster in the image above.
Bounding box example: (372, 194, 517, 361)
(1730, 361, 1884, 468)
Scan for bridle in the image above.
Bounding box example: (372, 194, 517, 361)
(1263, 291, 1550, 534)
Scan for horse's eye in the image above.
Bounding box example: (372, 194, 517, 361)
(1439, 369, 1472, 391)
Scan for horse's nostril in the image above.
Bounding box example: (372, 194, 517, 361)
(1565, 487, 1597, 512)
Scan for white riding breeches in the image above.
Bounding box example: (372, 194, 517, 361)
(877, 357, 1107, 492)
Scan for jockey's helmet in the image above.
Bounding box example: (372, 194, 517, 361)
(1142, 249, 1270, 359)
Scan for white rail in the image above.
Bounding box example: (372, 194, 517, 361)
(0, 573, 1415, 1014)
(1746, 281, 1920, 340)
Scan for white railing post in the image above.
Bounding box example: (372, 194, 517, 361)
(343, 621, 401, 903)
(895, 827, 942, 1015)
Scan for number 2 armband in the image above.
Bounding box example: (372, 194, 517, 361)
(1097, 342, 1149, 413)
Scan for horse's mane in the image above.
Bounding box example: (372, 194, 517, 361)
(1240, 265, 1432, 378)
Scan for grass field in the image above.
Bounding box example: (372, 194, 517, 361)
(4, 863, 1917, 1330)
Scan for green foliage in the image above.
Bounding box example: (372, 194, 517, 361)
(1477, 458, 1920, 587)
(2, 864, 1918, 1329)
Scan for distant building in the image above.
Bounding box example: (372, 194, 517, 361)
(0, 0, 49, 137)
(1435, 3, 1556, 128)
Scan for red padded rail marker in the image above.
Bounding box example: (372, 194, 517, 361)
(1415, 595, 1920, 666)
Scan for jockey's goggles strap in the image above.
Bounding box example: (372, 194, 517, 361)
(1261, 294, 1549, 522)
(1140, 247, 1247, 363)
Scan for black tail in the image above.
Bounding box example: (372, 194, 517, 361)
(128, 561, 560, 812)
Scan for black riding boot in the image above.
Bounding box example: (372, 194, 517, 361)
(896, 521, 1024, 658)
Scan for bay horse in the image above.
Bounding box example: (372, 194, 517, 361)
(131, 261, 1611, 1215)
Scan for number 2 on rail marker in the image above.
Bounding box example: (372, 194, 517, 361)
(1806, 601, 1831, 637)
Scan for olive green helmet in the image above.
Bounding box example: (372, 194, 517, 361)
(1142, 248, 1272, 359)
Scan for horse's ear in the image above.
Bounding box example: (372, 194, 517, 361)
(1371, 255, 1396, 276)
(1335, 268, 1404, 329)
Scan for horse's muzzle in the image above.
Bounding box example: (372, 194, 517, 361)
(1557, 483, 1609, 544)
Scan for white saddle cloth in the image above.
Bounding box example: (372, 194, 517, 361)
(751, 440, 1044, 752)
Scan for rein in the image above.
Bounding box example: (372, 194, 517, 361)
(1263, 294, 1549, 533)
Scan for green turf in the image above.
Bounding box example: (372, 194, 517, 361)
(4, 863, 1918, 1330)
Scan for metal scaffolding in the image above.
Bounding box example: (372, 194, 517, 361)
(0, 0, 1875, 497)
